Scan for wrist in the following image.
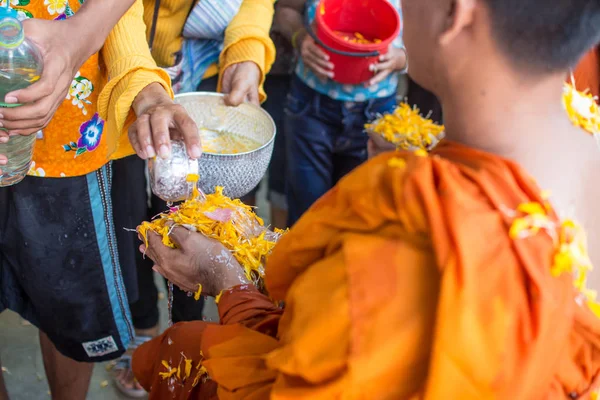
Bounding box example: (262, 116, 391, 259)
(67, 13, 105, 59)
(396, 45, 409, 74)
(291, 28, 306, 50)
(133, 83, 172, 116)
(214, 259, 251, 294)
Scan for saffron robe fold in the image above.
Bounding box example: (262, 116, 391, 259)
(134, 142, 600, 399)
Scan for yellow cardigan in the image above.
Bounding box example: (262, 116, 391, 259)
(142, 0, 275, 102)
(100, 0, 174, 160)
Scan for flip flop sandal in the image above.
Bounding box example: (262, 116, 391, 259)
(112, 336, 152, 398)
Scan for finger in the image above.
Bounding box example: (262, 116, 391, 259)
(0, 113, 50, 131)
(304, 52, 334, 71)
(367, 70, 392, 87)
(369, 59, 395, 73)
(0, 154, 6, 165)
(150, 110, 172, 159)
(378, 52, 392, 62)
(5, 60, 63, 105)
(133, 114, 155, 159)
(1, 84, 69, 124)
(4, 130, 41, 137)
(146, 230, 176, 262)
(221, 67, 234, 94)
(153, 264, 195, 293)
(128, 124, 146, 159)
(167, 226, 192, 249)
(151, 264, 171, 283)
(248, 88, 260, 106)
(152, 264, 166, 278)
(172, 108, 201, 159)
(305, 60, 334, 80)
(306, 39, 330, 61)
(225, 77, 250, 107)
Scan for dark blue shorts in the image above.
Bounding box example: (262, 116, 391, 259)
(0, 163, 134, 362)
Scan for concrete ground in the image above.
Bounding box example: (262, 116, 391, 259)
(0, 181, 270, 399)
(1, 282, 220, 400)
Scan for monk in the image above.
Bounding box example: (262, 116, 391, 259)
(133, 0, 600, 398)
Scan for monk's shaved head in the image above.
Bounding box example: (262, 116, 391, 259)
(483, 0, 600, 72)
(402, 0, 600, 96)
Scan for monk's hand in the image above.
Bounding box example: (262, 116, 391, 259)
(366, 45, 407, 87)
(141, 227, 250, 296)
(221, 61, 261, 106)
(129, 83, 202, 160)
(367, 131, 397, 159)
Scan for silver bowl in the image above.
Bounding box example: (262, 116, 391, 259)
(174, 92, 276, 199)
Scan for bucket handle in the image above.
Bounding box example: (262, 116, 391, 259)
(303, 12, 380, 58)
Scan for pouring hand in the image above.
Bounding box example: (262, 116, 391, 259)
(129, 83, 202, 160)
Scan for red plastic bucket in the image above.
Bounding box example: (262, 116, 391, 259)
(311, 0, 401, 85)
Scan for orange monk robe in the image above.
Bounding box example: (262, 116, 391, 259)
(573, 47, 600, 99)
(134, 142, 600, 399)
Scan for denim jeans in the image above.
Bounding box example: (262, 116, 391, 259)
(284, 76, 397, 225)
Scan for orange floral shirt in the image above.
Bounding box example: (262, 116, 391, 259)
(2, 0, 172, 178)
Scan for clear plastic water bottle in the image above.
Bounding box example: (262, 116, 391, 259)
(0, 6, 43, 187)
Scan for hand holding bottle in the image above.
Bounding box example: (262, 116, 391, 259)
(0, 0, 136, 138)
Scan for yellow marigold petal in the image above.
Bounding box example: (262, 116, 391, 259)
(509, 218, 530, 239)
(184, 359, 192, 380)
(387, 157, 406, 169)
(587, 301, 600, 319)
(186, 173, 199, 182)
(194, 284, 202, 301)
(551, 250, 573, 277)
(517, 202, 546, 216)
(215, 290, 224, 304)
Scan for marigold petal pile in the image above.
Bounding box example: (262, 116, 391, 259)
(138, 186, 285, 290)
(365, 103, 445, 152)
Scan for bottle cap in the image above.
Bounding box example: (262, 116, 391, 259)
(0, 7, 18, 20)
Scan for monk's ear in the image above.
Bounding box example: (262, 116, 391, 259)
(439, 0, 476, 46)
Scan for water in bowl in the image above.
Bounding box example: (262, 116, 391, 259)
(0, 133, 36, 187)
(200, 128, 261, 155)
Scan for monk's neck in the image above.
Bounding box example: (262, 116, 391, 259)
(440, 73, 596, 220)
(441, 74, 570, 160)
